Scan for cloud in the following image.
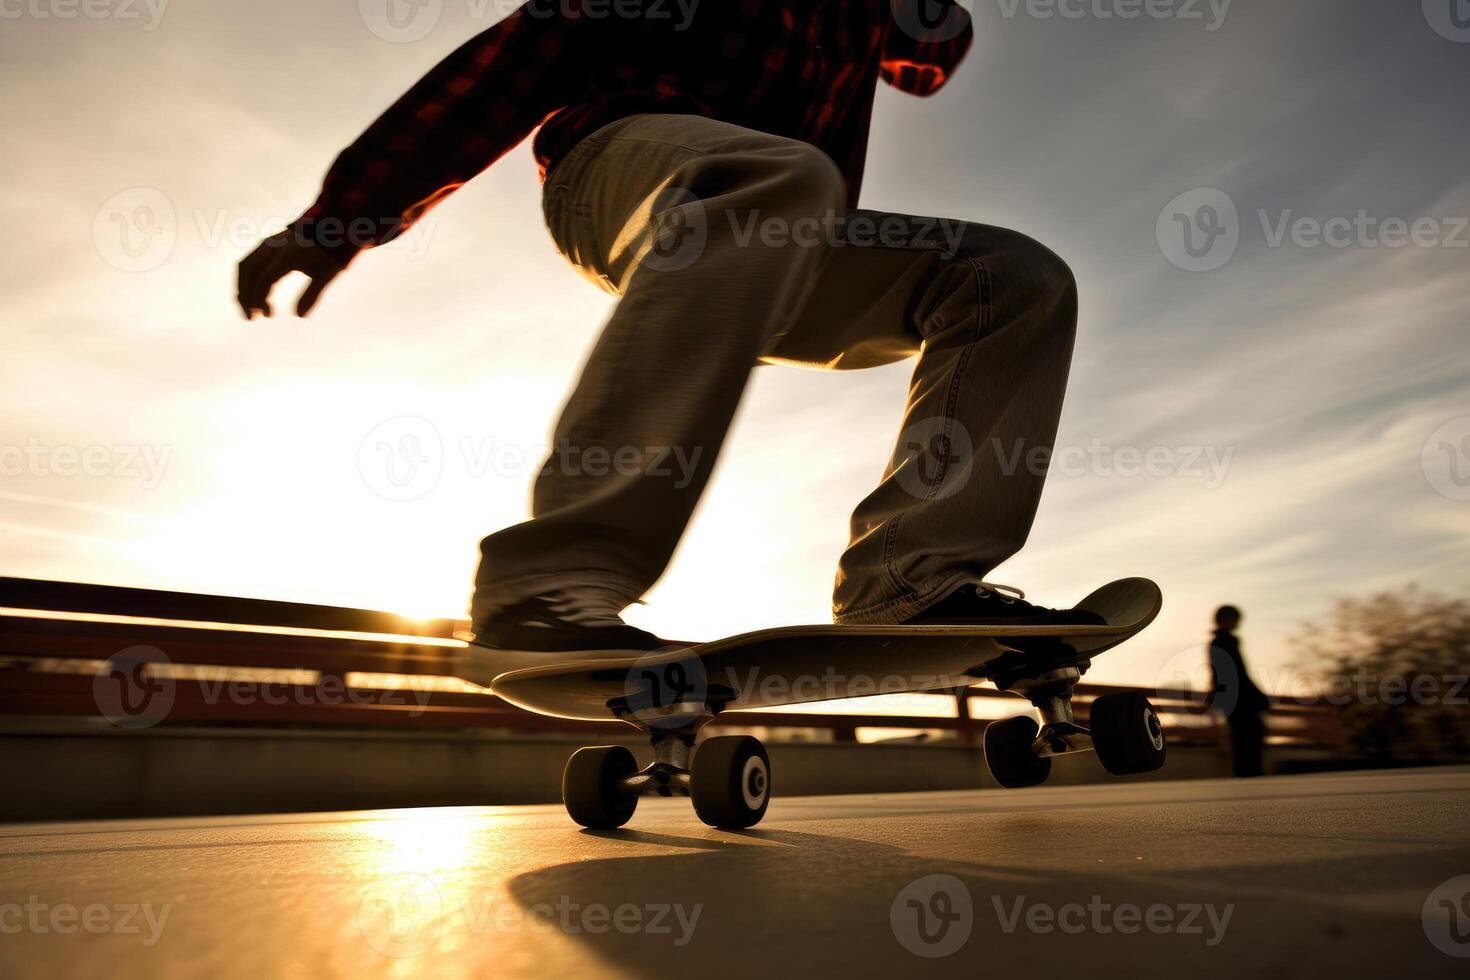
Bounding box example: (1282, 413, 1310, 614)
(1, 2, 1466, 695)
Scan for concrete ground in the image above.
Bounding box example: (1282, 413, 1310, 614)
(2, 767, 1467, 979)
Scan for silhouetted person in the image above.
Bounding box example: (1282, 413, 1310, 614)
(237, 2, 1104, 677)
(1209, 605, 1270, 777)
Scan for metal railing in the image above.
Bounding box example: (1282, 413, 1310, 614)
(0, 576, 1345, 750)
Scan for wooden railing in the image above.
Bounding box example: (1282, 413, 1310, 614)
(0, 577, 1345, 749)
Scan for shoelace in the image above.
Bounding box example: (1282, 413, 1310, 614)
(974, 582, 1027, 604)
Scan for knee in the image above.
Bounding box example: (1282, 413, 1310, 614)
(953, 227, 1077, 330)
(749, 139, 847, 216)
(967, 228, 1075, 303)
(1023, 238, 1077, 311)
(786, 142, 847, 206)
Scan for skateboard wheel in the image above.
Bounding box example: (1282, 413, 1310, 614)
(983, 715, 1052, 788)
(562, 745, 639, 829)
(691, 736, 770, 829)
(1090, 693, 1167, 776)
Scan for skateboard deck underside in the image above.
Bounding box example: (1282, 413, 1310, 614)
(490, 578, 1161, 723)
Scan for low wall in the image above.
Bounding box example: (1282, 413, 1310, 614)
(1, 722, 1338, 822)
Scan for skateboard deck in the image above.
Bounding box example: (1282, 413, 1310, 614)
(490, 577, 1162, 724)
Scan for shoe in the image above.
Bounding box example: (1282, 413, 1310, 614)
(904, 583, 1105, 627)
(463, 589, 670, 687)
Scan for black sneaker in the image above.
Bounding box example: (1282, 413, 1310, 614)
(464, 589, 670, 687)
(905, 583, 1105, 627)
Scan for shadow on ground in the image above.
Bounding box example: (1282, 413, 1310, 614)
(508, 823, 1466, 979)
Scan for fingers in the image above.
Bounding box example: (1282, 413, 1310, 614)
(236, 239, 287, 320)
(237, 231, 347, 320)
(295, 267, 341, 318)
(235, 249, 261, 320)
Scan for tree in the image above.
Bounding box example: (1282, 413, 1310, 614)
(1295, 587, 1470, 761)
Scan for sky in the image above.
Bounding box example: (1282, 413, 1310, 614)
(2, 0, 1468, 697)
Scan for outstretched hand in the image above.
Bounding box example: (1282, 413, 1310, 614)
(236, 231, 346, 320)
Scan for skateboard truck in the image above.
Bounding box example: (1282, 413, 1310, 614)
(604, 686, 732, 800)
(982, 656, 1167, 787)
(612, 716, 707, 799)
(1004, 666, 1095, 758)
(560, 682, 771, 830)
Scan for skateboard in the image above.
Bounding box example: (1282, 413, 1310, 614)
(489, 577, 1164, 830)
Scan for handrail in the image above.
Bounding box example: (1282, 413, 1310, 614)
(0, 576, 463, 639)
(0, 576, 1345, 750)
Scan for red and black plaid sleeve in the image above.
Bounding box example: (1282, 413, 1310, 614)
(290, 5, 590, 266)
(880, 0, 974, 96)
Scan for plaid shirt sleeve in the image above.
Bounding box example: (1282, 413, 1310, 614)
(881, 0, 974, 97)
(290, 5, 588, 266)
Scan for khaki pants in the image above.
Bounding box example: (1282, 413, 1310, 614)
(473, 114, 1078, 626)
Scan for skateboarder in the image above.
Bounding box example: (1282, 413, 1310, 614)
(1208, 605, 1270, 777)
(236, 1, 1101, 665)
